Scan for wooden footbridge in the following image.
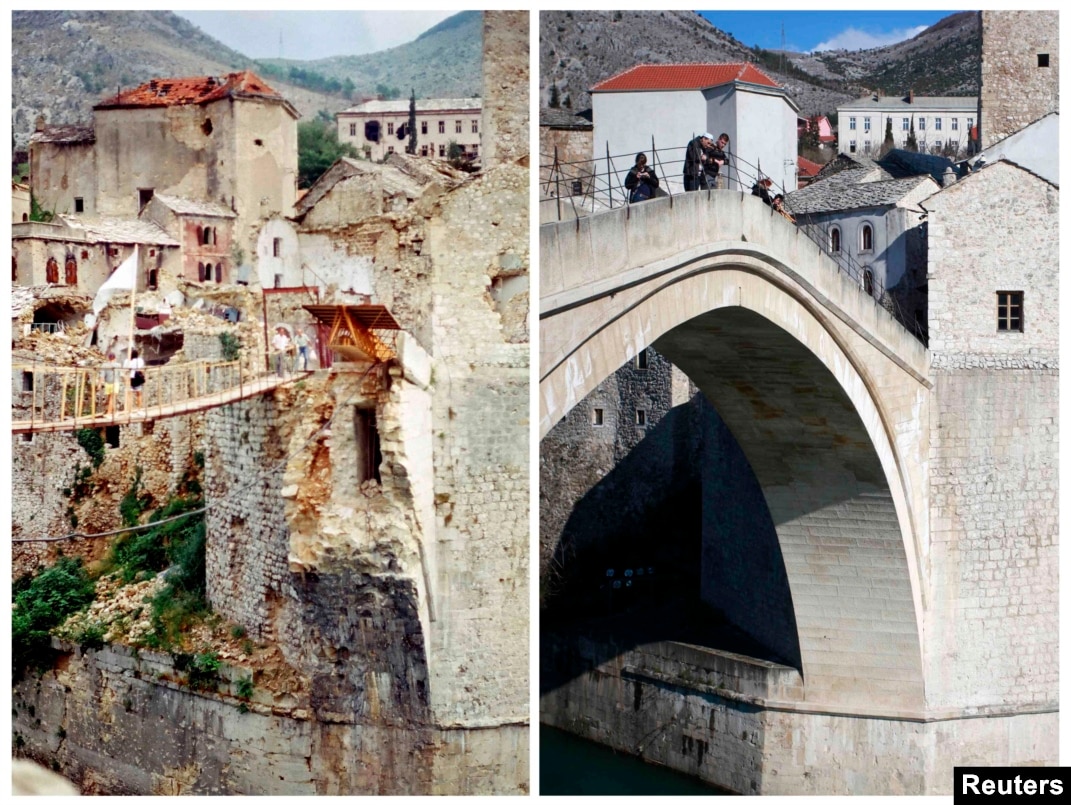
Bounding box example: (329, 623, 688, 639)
(12, 359, 311, 435)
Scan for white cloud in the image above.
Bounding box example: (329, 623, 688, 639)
(812, 25, 928, 53)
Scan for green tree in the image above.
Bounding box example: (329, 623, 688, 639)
(548, 84, 560, 109)
(298, 119, 358, 188)
(406, 89, 418, 155)
(906, 118, 918, 152)
(880, 116, 895, 156)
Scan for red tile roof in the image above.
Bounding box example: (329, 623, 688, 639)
(592, 62, 781, 92)
(798, 156, 823, 178)
(95, 70, 282, 109)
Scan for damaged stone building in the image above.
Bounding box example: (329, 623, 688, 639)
(12, 11, 530, 795)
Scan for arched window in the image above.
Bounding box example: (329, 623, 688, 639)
(861, 223, 874, 252)
(64, 253, 78, 285)
(45, 256, 59, 284)
(215, 263, 223, 283)
(196, 225, 203, 245)
(829, 226, 841, 254)
(147, 269, 158, 290)
(203, 227, 212, 246)
(198, 262, 206, 282)
(862, 268, 874, 296)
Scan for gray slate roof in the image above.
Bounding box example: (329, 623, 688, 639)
(785, 171, 934, 216)
(29, 124, 95, 144)
(58, 215, 180, 246)
(539, 108, 593, 129)
(152, 194, 237, 218)
(878, 149, 954, 184)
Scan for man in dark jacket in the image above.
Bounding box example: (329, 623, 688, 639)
(683, 133, 714, 191)
(625, 153, 659, 202)
(704, 133, 730, 188)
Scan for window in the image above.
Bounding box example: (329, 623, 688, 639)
(949, 140, 959, 151)
(635, 349, 649, 369)
(45, 256, 59, 283)
(935, 117, 942, 131)
(592, 408, 604, 426)
(138, 188, 154, 211)
(255, 138, 263, 146)
(951, 118, 959, 131)
(74, 197, 84, 213)
(919, 118, 926, 131)
(849, 140, 856, 153)
(365, 120, 380, 142)
(902, 117, 909, 131)
(421, 145, 428, 157)
(273, 237, 282, 258)
(387, 122, 395, 135)
(198, 262, 206, 282)
(202, 118, 213, 136)
(864, 140, 871, 153)
(354, 408, 382, 484)
(147, 268, 158, 291)
(215, 263, 222, 283)
(830, 227, 841, 253)
(438, 120, 445, 134)
(997, 291, 1023, 332)
(105, 425, 120, 449)
(1038, 53, 1050, 67)
(455, 120, 462, 133)
(387, 145, 395, 154)
(471, 120, 478, 134)
(864, 117, 871, 132)
(935, 140, 942, 150)
(22, 371, 33, 392)
(274, 274, 283, 289)
(861, 224, 874, 252)
(636, 409, 647, 427)
(439, 144, 446, 157)
(849, 116, 856, 130)
(350, 123, 357, 137)
(64, 254, 77, 285)
(421, 121, 428, 135)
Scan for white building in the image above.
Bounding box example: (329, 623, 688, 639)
(784, 153, 939, 318)
(336, 98, 482, 162)
(836, 92, 978, 157)
(590, 62, 800, 196)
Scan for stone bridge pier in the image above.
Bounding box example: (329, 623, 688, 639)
(539, 191, 1057, 794)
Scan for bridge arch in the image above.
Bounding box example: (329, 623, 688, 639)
(540, 193, 932, 712)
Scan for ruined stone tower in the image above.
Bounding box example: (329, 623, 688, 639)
(480, 10, 529, 168)
(978, 10, 1059, 149)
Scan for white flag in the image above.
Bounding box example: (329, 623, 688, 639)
(92, 246, 138, 317)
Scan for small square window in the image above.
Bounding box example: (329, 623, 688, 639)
(635, 409, 647, 427)
(421, 121, 428, 135)
(592, 408, 604, 427)
(21, 432, 34, 443)
(1038, 53, 1050, 68)
(74, 197, 84, 213)
(997, 291, 1023, 332)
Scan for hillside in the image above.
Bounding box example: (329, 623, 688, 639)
(539, 10, 980, 118)
(11, 10, 483, 147)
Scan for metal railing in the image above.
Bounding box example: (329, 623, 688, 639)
(540, 142, 927, 344)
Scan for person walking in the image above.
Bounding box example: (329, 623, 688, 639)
(124, 348, 145, 411)
(624, 153, 660, 203)
(100, 352, 120, 416)
(272, 327, 291, 377)
(293, 327, 311, 371)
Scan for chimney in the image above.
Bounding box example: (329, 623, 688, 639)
(908, 89, 914, 104)
(34, 115, 47, 133)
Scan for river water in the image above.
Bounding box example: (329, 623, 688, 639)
(539, 724, 734, 795)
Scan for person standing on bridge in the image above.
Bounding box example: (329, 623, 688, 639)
(293, 327, 311, 372)
(272, 327, 291, 377)
(683, 133, 714, 191)
(100, 352, 119, 416)
(751, 177, 774, 206)
(625, 153, 659, 203)
(124, 348, 145, 411)
(705, 133, 730, 189)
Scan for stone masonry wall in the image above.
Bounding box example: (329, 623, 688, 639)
(13, 641, 528, 795)
(481, 11, 529, 168)
(979, 11, 1059, 149)
(424, 156, 529, 727)
(204, 394, 291, 639)
(923, 160, 1058, 712)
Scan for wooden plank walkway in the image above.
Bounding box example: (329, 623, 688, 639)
(13, 370, 311, 435)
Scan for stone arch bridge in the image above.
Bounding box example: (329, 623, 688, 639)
(539, 190, 1054, 793)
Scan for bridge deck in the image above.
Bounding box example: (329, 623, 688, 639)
(13, 368, 311, 435)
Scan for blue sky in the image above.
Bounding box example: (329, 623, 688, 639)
(174, 11, 458, 61)
(697, 11, 957, 54)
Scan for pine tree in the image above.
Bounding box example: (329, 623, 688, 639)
(406, 89, 418, 155)
(549, 84, 560, 109)
(906, 117, 918, 152)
